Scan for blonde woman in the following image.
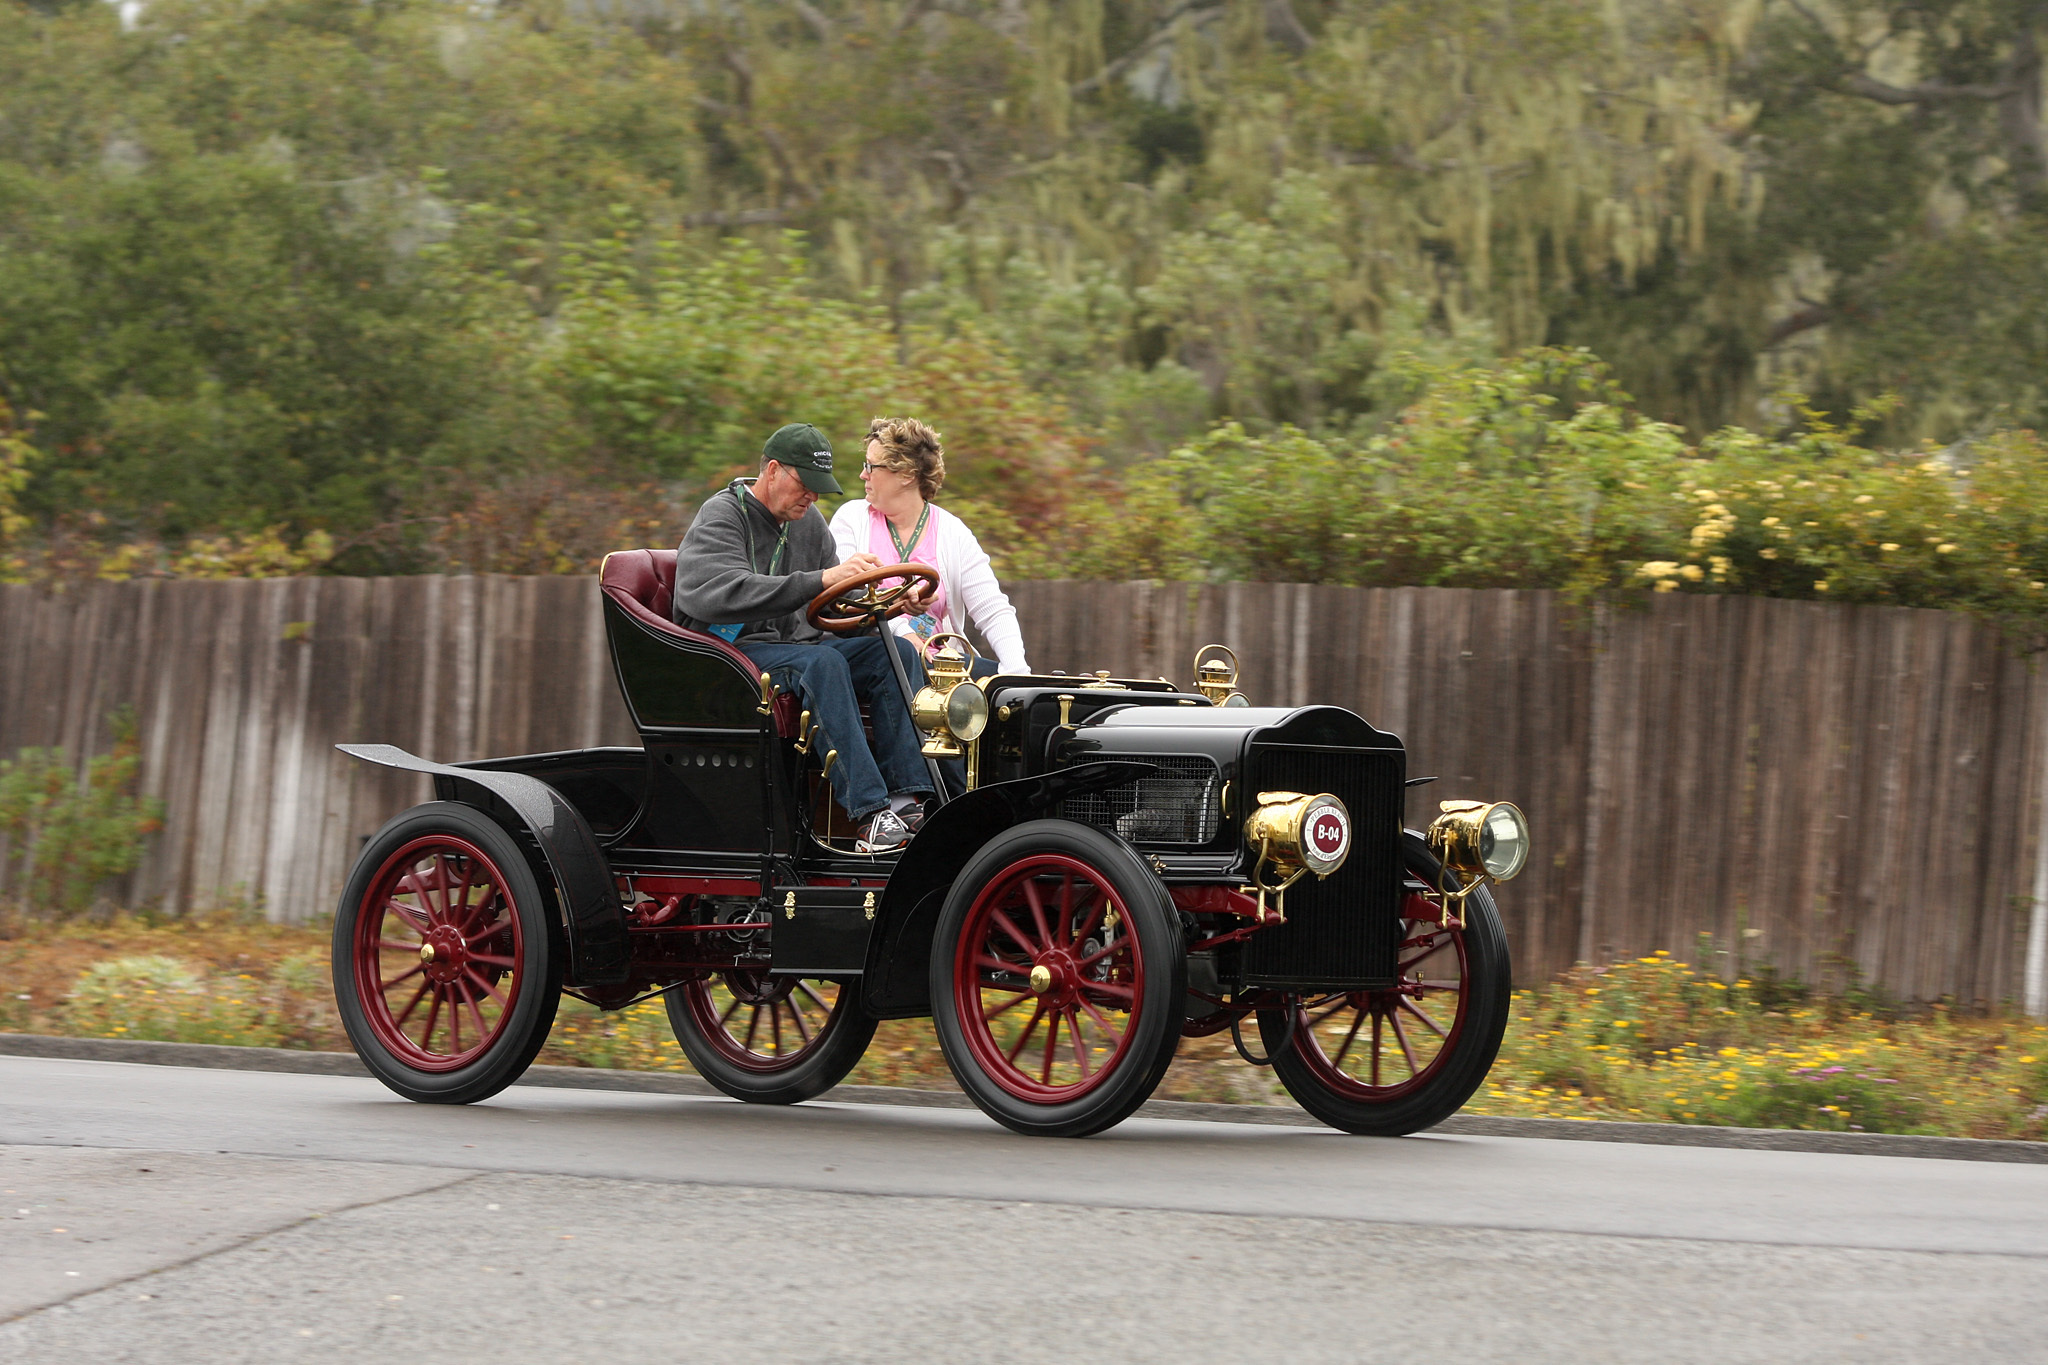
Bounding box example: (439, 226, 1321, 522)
(829, 417, 1032, 675)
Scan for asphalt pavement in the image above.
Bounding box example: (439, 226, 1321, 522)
(3, 1054, 2045, 1363)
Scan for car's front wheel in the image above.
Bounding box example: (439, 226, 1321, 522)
(333, 802, 563, 1104)
(1259, 837, 1511, 1135)
(930, 820, 1185, 1138)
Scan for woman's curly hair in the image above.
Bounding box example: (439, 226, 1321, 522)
(863, 417, 946, 501)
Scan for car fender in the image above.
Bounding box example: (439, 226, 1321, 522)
(863, 761, 1156, 1017)
(338, 744, 629, 986)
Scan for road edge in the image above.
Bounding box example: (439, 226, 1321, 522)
(5, 1031, 2044, 1164)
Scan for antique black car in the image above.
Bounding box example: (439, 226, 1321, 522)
(331, 549, 1529, 1138)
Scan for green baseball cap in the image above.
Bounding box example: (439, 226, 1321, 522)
(762, 423, 841, 495)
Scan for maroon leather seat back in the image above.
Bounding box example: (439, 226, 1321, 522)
(599, 548, 680, 630)
(599, 548, 801, 737)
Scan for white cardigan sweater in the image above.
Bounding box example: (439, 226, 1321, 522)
(829, 499, 1032, 674)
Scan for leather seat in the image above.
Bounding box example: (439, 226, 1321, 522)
(599, 549, 803, 738)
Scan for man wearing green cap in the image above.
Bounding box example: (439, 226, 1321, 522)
(672, 423, 937, 852)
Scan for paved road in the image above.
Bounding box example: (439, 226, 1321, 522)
(2, 1055, 2045, 1362)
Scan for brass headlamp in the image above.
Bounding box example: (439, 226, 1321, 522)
(1192, 644, 1250, 707)
(1426, 799, 1530, 901)
(1240, 789, 1351, 920)
(910, 634, 989, 787)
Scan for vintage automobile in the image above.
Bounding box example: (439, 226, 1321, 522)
(331, 549, 1529, 1138)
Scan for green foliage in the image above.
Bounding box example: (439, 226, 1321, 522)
(513, 225, 1090, 539)
(0, 395, 31, 579)
(63, 954, 277, 1045)
(1476, 952, 2048, 1138)
(61, 949, 334, 1047)
(0, 712, 164, 917)
(3, 0, 2047, 583)
(1020, 346, 2048, 625)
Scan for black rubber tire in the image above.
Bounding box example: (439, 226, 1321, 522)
(664, 974, 877, 1105)
(333, 802, 563, 1105)
(1260, 837, 1511, 1136)
(930, 819, 1185, 1138)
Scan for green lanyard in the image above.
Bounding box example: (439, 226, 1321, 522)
(734, 484, 790, 575)
(887, 503, 930, 564)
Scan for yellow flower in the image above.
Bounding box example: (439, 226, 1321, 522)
(1679, 564, 1704, 581)
(1853, 494, 1874, 504)
(1880, 542, 1900, 552)
(1815, 580, 1829, 592)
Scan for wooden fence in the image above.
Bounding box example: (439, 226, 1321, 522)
(3, 576, 2043, 1006)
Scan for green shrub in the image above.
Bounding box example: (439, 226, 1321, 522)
(0, 712, 164, 917)
(1022, 349, 2048, 627)
(64, 954, 282, 1046)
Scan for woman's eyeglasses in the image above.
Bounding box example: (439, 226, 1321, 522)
(861, 460, 901, 476)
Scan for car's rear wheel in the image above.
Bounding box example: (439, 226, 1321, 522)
(665, 972, 876, 1104)
(931, 820, 1184, 1138)
(1259, 838, 1510, 1135)
(334, 802, 562, 1104)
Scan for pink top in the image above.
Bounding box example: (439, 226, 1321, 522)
(867, 505, 949, 644)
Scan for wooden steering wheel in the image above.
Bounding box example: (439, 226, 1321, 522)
(807, 562, 941, 635)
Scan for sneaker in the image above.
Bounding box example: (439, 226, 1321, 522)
(894, 800, 930, 836)
(857, 807, 913, 854)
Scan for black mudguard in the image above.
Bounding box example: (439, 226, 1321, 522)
(338, 744, 629, 986)
(863, 761, 1156, 1018)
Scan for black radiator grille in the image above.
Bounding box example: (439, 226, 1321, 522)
(1061, 755, 1221, 845)
(1239, 743, 1405, 989)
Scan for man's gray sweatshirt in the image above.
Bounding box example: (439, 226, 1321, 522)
(671, 481, 840, 644)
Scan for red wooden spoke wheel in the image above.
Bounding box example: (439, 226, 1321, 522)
(334, 802, 562, 1105)
(931, 820, 1185, 1138)
(1260, 838, 1511, 1136)
(665, 969, 876, 1104)
(1289, 889, 1470, 1099)
(953, 854, 1142, 1103)
(354, 834, 525, 1071)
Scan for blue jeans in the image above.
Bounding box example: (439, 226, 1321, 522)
(741, 636, 935, 820)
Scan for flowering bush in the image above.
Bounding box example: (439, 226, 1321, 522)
(65, 955, 277, 1047)
(1472, 951, 2048, 1137)
(1026, 349, 2048, 627)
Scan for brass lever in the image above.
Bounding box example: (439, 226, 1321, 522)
(756, 671, 775, 716)
(793, 710, 815, 755)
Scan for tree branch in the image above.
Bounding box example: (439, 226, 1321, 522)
(682, 206, 797, 228)
(1072, 2, 1223, 97)
(1763, 302, 1831, 349)
(790, 0, 834, 44)
(1263, 0, 1312, 56)
(700, 52, 812, 202)
(1835, 71, 2016, 105)
(892, 0, 932, 37)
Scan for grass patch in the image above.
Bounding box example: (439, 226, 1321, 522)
(1465, 951, 2048, 1139)
(4, 916, 2044, 1136)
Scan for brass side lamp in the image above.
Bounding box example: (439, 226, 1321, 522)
(909, 633, 990, 789)
(1424, 799, 1530, 914)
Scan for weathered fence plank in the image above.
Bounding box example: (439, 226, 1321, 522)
(1, 575, 2040, 1005)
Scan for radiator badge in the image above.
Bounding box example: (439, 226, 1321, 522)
(863, 890, 876, 921)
